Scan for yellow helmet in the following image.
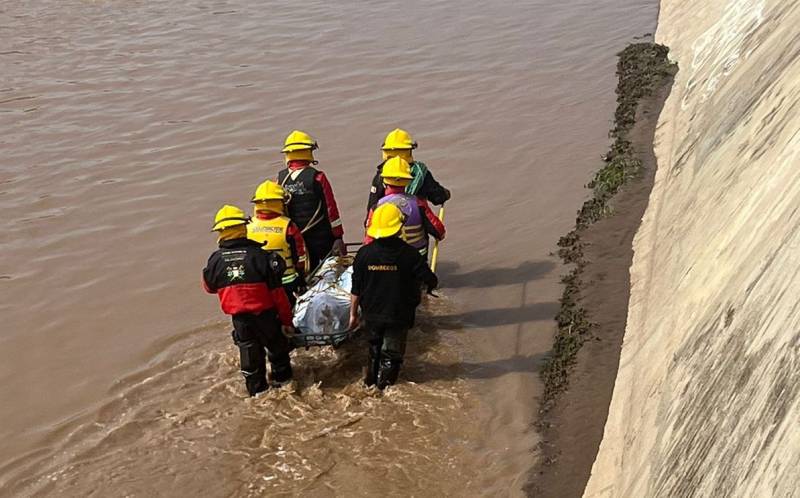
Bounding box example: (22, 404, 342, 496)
(211, 204, 250, 232)
(281, 130, 318, 153)
(381, 128, 417, 151)
(381, 156, 414, 186)
(251, 180, 287, 203)
(367, 203, 406, 239)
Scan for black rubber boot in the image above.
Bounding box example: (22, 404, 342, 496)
(269, 365, 293, 385)
(365, 344, 381, 387)
(267, 350, 293, 385)
(376, 358, 402, 390)
(237, 339, 268, 396)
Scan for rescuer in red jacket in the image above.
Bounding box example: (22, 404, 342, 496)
(364, 157, 445, 257)
(248, 180, 309, 306)
(202, 205, 295, 396)
(276, 130, 346, 270)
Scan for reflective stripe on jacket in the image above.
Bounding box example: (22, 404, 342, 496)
(377, 193, 426, 250)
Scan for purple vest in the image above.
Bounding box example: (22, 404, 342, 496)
(377, 193, 426, 250)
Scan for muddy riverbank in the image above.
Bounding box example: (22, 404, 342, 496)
(527, 43, 676, 497)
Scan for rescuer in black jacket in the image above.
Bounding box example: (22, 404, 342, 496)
(349, 203, 439, 389)
(202, 205, 295, 396)
(365, 128, 451, 216)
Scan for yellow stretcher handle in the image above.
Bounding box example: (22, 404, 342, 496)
(430, 206, 445, 273)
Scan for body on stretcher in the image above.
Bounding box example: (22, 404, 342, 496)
(290, 243, 360, 348)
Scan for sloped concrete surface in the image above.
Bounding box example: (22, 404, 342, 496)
(585, 1, 800, 496)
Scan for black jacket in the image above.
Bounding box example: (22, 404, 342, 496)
(366, 160, 450, 214)
(277, 166, 332, 240)
(351, 237, 438, 328)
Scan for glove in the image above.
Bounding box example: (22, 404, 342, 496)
(281, 325, 296, 337)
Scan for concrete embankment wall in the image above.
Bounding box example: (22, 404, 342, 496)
(584, 1, 800, 497)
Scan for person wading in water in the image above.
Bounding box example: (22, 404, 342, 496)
(202, 205, 295, 396)
(276, 130, 346, 270)
(248, 180, 309, 306)
(365, 128, 451, 215)
(349, 203, 439, 389)
(364, 156, 445, 257)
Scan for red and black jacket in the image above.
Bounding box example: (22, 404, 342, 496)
(277, 163, 344, 243)
(202, 238, 293, 326)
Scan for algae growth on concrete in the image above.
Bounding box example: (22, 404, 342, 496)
(528, 41, 676, 498)
(541, 42, 676, 410)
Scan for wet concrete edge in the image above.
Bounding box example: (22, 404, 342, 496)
(524, 44, 678, 497)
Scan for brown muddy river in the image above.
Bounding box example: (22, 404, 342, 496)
(0, 0, 656, 495)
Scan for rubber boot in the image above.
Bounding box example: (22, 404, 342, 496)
(243, 369, 269, 396)
(376, 358, 402, 390)
(237, 339, 268, 396)
(267, 350, 293, 385)
(365, 344, 381, 387)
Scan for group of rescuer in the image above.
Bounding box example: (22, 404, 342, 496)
(202, 129, 450, 396)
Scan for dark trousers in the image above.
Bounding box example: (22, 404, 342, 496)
(304, 232, 334, 271)
(231, 311, 292, 396)
(365, 321, 409, 389)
